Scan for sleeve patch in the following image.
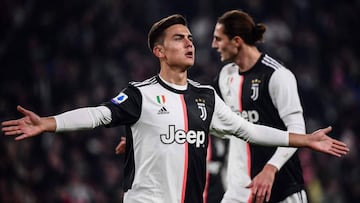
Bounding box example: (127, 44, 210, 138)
(111, 92, 128, 104)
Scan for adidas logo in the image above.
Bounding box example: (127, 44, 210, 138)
(158, 107, 169, 114)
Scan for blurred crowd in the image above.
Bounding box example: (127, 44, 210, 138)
(0, 0, 359, 202)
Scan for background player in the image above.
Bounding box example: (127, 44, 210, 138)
(212, 10, 308, 203)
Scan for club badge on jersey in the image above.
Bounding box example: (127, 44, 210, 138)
(251, 79, 261, 101)
(195, 98, 207, 121)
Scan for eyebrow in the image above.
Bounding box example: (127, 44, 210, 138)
(213, 35, 221, 40)
(173, 33, 193, 39)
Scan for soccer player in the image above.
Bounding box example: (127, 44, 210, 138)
(2, 14, 348, 203)
(212, 10, 310, 203)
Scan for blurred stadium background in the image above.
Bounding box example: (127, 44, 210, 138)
(0, 0, 359, 202)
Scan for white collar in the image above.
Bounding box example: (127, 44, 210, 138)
(159, 75, 188, 90)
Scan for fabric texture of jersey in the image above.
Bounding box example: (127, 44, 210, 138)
(216, 54, 306, 202)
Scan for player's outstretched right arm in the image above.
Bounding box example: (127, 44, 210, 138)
(1, 105, 56, 140)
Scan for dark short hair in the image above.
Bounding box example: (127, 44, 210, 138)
(218, 10, 266, 45)
(148, 14, 187, 52)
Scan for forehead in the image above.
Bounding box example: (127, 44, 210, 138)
(213, 23, 225, 35)
(164, 24, 191, 37)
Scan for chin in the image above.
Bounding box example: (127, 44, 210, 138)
(220, 57, 228, 62)
(221, 57, 233, 63)
(185, 60, 194, 67)
(185, 64, 194, 69)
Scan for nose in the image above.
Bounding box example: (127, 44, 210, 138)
(211, 39, 217, 48)
(185, 37, 193, 47)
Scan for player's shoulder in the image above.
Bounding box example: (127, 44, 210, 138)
(260, 54, 298, 85)
(188, 79, 213, 89)
(188, 79, 216, 92)
(260, 54, 286, 70)
(219, 62, 238, 75)
(260, 54, 294, 76)
(129, 76, 158, 88)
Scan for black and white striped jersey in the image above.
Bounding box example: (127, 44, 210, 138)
(103, 75, 289, 203)
(216, 54, 306, 202)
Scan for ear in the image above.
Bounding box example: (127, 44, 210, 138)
(153, 45, 165, 58)
(232, 36, 244, 47)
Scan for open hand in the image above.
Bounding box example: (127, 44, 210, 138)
(308, 126, 349, 157)
(1, 105, 45, 140)
(246, 164, 277, 203)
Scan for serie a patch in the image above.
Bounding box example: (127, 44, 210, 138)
(111, 92, 128, 104)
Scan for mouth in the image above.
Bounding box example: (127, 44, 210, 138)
(185, 51, 194, 58)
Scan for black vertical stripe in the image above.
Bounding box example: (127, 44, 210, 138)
(183, 84, 215, 203)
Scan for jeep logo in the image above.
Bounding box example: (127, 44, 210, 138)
(160, 125, 206, 148)
(233, 109, 259, 123)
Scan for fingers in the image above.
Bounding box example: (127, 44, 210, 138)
(329, 138, 349, 157)
(249, 183, 270, 203)
(1, 120, 20, 127)
(2, 124, 21, 135)
(14, 134, 29, 141)
(334, 141, 349, 152)
(322, 126, 332, 134)
(115, 137, 126, 154)
(1, 105, 28, 128)
(255, 188, 266, 203)
(2, 124, 29, 140)
(313, 126, 332, 135)
(115, 144, 122, 154)
(331, 142, 349, 157)
(4, 130, 21, 136)
(17, 105, 31, 116)
(332, 139, 348, 147)
(319, 138, 349, 157)
(266, 190, 271, 202)
(256, 184, 271, 203)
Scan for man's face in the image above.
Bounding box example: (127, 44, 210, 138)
(160, 24, 195, 69)
(212, 23, 238, 62)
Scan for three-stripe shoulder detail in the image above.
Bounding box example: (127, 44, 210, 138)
(130, 76, 158, 87)
(261, 54, 286, 71)
(188, 79, 214, 90)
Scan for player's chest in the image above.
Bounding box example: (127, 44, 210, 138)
(140, 90, 214, 128)
(224, 74, 269, 106)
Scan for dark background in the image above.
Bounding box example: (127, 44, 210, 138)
(0, 0, 359, 202)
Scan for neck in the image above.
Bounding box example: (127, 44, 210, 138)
(159, 64, 188, 85)
(234, 46, 261, 73)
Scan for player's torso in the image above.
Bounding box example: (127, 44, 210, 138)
(219, 63, 282, 127)
(218, 56, 305, 202)
(126, 78, 215, 203)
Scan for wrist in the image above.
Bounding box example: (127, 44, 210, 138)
(289, 133, 307, 147)
(264, 164, 278, 174)
(41, 117, 56, 132)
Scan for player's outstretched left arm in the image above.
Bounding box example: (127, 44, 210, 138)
(1, 105, 56, 140)
(289, 126, 349, 157)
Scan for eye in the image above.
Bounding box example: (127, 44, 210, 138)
(173, 35, 184, 41)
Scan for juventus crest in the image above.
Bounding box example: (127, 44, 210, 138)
(195, 98, 207, 121)
(251, 79, 261, 101)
